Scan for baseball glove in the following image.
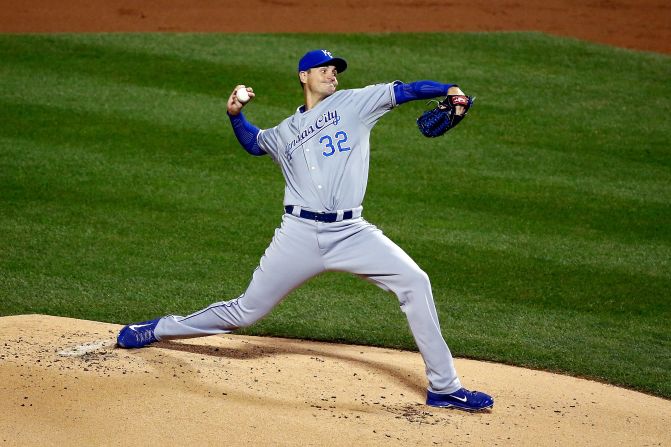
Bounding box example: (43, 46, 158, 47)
(416, 94, 474, 138)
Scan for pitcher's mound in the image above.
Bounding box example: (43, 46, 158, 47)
(0, 315, 668, 446)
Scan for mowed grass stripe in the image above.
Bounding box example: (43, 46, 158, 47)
(1, 67, 226, 132)
(409, 223, 669, 280)
(0, 33, 669, 397)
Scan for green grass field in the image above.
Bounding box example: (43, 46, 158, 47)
(1, 33, 669, 397)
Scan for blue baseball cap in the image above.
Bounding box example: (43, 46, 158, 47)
(298, 49, 347, 73)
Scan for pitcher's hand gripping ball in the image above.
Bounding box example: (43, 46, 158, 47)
(236, 86, 251, 104)
(417, 94, 474, 137)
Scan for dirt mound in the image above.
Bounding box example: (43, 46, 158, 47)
(1, 315, 669, 446)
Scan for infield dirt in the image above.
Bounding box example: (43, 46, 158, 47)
(2, 1, 670, 445)
(1, 0, 670, 54)
(1, 315, 670, 446)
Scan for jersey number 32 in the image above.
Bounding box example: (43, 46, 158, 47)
(320, 131, 350, 157)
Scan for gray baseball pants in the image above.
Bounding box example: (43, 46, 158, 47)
(156, 213, 462, 394)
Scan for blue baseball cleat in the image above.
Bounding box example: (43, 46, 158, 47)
(116, 318, 161, 348)
(426, 388, 494, 412)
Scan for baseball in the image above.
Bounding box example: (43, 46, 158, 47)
(236, 87, 251, 104)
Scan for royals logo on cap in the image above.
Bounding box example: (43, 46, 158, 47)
(298, 49, 348, 73)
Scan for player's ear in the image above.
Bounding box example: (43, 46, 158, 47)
(298, 71, 308, 84)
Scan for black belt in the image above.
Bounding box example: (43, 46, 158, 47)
(285, 205, 354, 223)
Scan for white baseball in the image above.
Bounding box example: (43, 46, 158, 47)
(236, 87, 250, 104)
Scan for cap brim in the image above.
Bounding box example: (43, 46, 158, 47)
(313, 57, 347, 73)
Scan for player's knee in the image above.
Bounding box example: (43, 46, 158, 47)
(235, 310, 262, 328)
(410, 267, 432, 290)
(397, 266, 432, 299)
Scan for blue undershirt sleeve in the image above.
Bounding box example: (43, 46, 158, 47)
(393, 80, 455, 105)
(228, 112, 266, 156)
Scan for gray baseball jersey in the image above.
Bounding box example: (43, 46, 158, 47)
(155, 82, 462, 394)
(258, 83, 395, 212)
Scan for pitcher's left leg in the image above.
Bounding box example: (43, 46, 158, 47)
(322, 219, 461, 394)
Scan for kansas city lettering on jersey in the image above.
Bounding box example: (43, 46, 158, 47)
(284, 110, 341, 160)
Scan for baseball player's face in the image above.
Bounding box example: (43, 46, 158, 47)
(303, 65, 339, 98)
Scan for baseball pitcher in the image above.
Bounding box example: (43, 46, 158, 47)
(117, 49, 493, 412)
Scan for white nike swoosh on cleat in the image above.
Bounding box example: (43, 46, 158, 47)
(128, 323, 153, 331)
(451, 395, 468, 402)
